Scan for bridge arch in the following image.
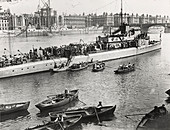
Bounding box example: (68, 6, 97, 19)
(130, 23, 166, 32)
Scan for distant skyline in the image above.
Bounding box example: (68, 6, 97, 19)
(0, 0, 170, 16)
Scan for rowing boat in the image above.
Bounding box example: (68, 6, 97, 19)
(25, 115, 82, 130)
(67, 62, 88, 71)
(136, 105, 168, 129)
(35, 89, 79, 112)
(165, 89, 170, 96)
(49, 105, 116, 121)
(50, 66, 69, 73)
(0, 101, 30, 115)
(114, 64, 135, 74)
(92, 62, 105, 72)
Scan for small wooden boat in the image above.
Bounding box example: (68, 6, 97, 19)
(114, 64, 135, 74)
(49, 105, 116, 121)
(25, 115, 82, 130)
(50, 66, 69, 73)
(92, 62, 105, 72)
(67, 62, 88, 71)
(165, 89, 170, 96)
(136, 105, 168, 129)
(0, 101, 30, 115)
(35, 89, 79, 112)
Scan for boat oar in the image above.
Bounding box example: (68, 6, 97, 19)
(105, 65, 114, 68)
(94, 107, 102, 125)
(58, 122, 64, 130)
(77, 99, 86, 105)
(125, 113, 146, 117)
(135, 67, 141, 70)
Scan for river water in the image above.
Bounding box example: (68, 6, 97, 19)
(0, 33, 170, 130)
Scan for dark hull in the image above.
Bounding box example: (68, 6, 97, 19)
(165, 89, 170, 96)
(92, 67, 105, 72)
(26, 115, 82, 130)
(35, 89, 79, 112)
(67, 65, 88, 71)
(50, 105, 116, 121)
(0, 101, 30, 115)
(114, 68, 135, 74)
(136, 105, 168, 129)
(50, 67, 68, 73)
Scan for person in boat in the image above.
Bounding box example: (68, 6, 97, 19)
(128, 62, 132, 68)
(51, 100, 56, 104)
(93, 64, 96, 69)
(96, 63, 100, 69)
(60, 63, 65, 68)
(152, 106, 160, 118)
(97, 101, 102, 108)
(54, 114, 64, 125)
(64, 89, 70, 98)
(159, 104, 168, 115)
(54, 62, 57, 68)
(91, 58, 93, 63)
(96, 101, 103, 112)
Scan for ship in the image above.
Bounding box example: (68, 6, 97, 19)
(0, 25, 161, 79)
(0, 0, 162, 79)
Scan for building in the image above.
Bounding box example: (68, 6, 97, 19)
(155, 15, 162, 23)
(139, 14, 149, 24)
(129, 14, 139, 24)
(114, 13, 129, 26)
(91, 13, 114, 27)
(63, 14, 86, 29)
(0, 9, 14, 31)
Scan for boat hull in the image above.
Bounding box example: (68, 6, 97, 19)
(26, 115, 82, 130)
(114, 67, 135, 74)
(49, 105, 116, 121)
(0, 42, 161, 79)
(92, 67, 105, 72)
(67, 65, 88, 71)
(165, 89, 170, 96)
(35, 90, 79, 112)
(0, 101, 30, 115)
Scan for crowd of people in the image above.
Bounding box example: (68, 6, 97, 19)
(118, 63, 135, 70)
(0, 36, 139, 68)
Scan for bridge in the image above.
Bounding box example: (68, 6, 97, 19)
(129, 23, 170, 32)
(104, 23, 170, 33)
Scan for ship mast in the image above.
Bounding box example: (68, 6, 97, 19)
(47, 0, 51, 32)
(120, 0, 123, 25)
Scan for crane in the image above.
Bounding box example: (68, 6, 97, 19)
(37, 0, 51, 30)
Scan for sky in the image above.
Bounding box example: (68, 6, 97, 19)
(0, 0, 170, 16)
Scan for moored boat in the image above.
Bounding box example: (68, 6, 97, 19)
(50, 66, 69, 73)
(92, 62, 105, 72)
(165, 89, 170, 96)
(0, 101, 30, 115)
(49, 105, 116, 121)
(114, 63, 135, 74)
(35, 89, 79, 112)
(136, 105, 168, 129)
(67, 62, 88, 71)
(25, 115, 82, 130)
